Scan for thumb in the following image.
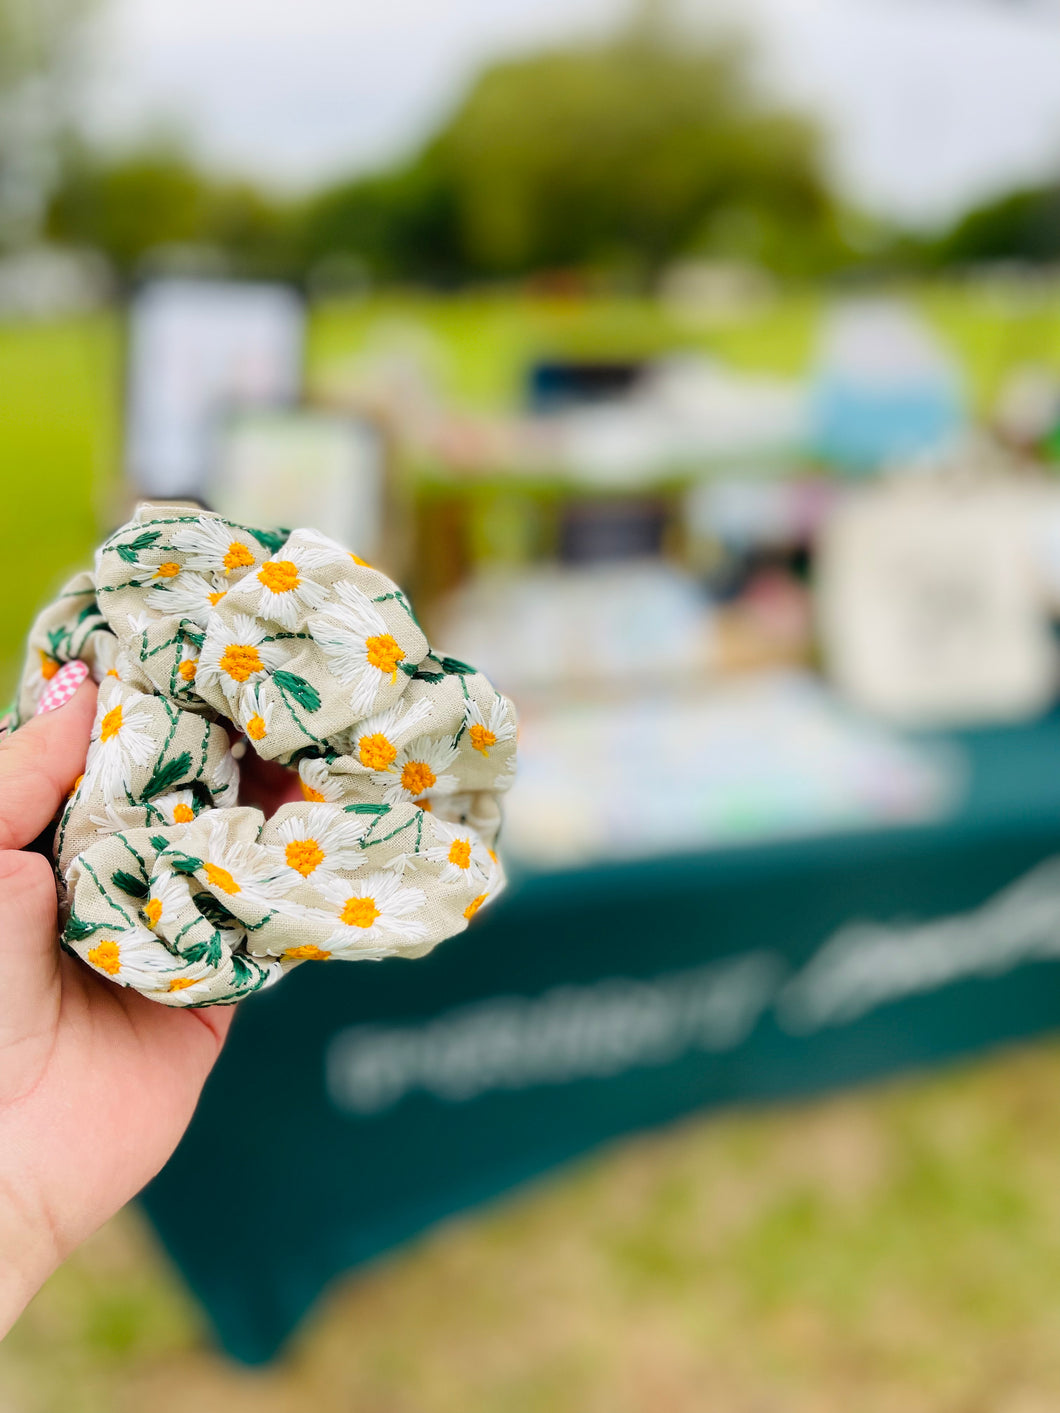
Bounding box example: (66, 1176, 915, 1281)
(0, 672, 98, 851)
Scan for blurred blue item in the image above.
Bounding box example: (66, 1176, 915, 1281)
(526, 358, 645, 413)
(810, 299, 964, 473)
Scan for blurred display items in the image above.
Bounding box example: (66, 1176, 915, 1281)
(433, 560, 713, 694)
(810, 299, 964, 473)
(503, 672, 958, 870)
(818, 476, 1059, 725)
(209, 410, 388, 566)
(125, 278, 305, 499)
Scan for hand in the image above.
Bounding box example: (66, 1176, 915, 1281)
(0, 676, 234, 1334)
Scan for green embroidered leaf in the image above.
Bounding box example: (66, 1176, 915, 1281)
(183, 931, 224, 967)
(169, 852, 204, 876)
(141, 751, 192, 799)
(149, 834, 170, 853)
(65, 913, 102, 942)
(116, 530, 161, 563)
(181, 627, 205, 649)
(75, 601, 103, 626)
(411, 667, 444, 683)
(111, 869, 149, 900)
(194, 892, 237, 928)
(440, 655, 476, 676)
(230, 954, 265, 988)
(273, 671, 321, 713)
(252, 526, 290, 555)
(345, 802, 390, 815)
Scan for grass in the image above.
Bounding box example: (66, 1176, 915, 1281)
(7, 1041, 1060, 1412)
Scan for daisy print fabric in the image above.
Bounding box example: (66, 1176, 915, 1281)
(12, 504, 516, 1007)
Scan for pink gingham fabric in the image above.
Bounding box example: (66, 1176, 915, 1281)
(35, 660, 89, 715)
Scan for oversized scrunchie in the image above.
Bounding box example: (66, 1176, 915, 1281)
(9, 505, 516, 1007)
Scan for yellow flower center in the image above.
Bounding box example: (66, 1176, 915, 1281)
(167, 976, 198, 992)
(106, 668, 120, 679)
(258, 560, 300, 594)
(400, 760, 436, 796)
(39, 651, 59, 680)
(204, 862, 241, 894)
(365, 633, 404, 677)
(415, 798, 432, 812)
(448, 838, 472, 869)
(208, 589, 226, 607)
(70, 773, 84, 795)
(224, 540, 256, 574)
(340, 895, 381, 929)
(219, 643, 263, 682)
(350, 553, 371, 567)
(469, 724, 497, 755)
(284, 943, 332, 961)
(246, 713, 267, 741)
(285, 837, 326, 878)
(464, 893, 488, 920)
(301, 781, 327, 803)
(173, 803, 195, 824)
(100, 704, 123, 743)
(88, 940, 121, 975)
(359, 732, 397, 772)
(144, 898, 163, 928)
(178, 658, 197, 681)
(155, 561, 180, 579)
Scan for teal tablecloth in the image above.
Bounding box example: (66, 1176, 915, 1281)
(142, 714, 1060, 1362)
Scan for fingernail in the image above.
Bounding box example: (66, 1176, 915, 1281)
(37, 660, 90, 715)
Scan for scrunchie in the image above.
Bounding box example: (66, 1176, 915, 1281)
(9, 504, 516, 1007)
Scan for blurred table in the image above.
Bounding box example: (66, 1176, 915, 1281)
(143, 711, 1060, 1362)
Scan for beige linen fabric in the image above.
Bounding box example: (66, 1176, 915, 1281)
(11, 505, 516, 1007)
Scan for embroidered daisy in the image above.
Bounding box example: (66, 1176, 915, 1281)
(82, 924, 176, 990)
(170, 516, 265, 578)
(145, 958, 219, 1002)
(141, 868, 192, 932)
(154, 788, 200, 826)
(307, 870, 428, 958)
(172, 641, 200, 693)
(309, 581, 413, 715)
(464, 695, 517, 759)
(269, 805, 369, 884)
(184, 816, 287, 918)
(84, 683, 155, 800)
(423, 820, 494, 888)
(197, 613, 286, 707)
(298, 756, 350, 804)
(237, 545, 333, 630)
(212, 745, 240, 803)
(376, 732, 459, 807)
(149, 571, 229, 629)
(340, 697, 433, 774)
(236, 682, 275, 744)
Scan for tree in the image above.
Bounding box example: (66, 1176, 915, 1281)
(0, 0, 95, 247)
(933, 185, 1060, 268)
(302, 21, 842, 282)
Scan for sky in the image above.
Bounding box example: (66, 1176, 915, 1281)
(79, 0, 1060, 230)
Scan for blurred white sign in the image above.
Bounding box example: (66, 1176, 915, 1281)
(818, 480, 1057, 725)
(208, 410, 386, 563)
(125, 278, 305, 497)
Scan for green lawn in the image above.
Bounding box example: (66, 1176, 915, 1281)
(8, 1042, 1060, 1412)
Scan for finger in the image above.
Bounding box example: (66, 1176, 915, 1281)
(0, 679, 98, 852)
(0, 850, 62, 1104)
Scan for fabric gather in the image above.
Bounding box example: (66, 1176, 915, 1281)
(10, 505, 516, 1007)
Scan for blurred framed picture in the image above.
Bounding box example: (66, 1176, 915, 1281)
(207, 409, 387, 565)
(125, 277, 305, 499)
